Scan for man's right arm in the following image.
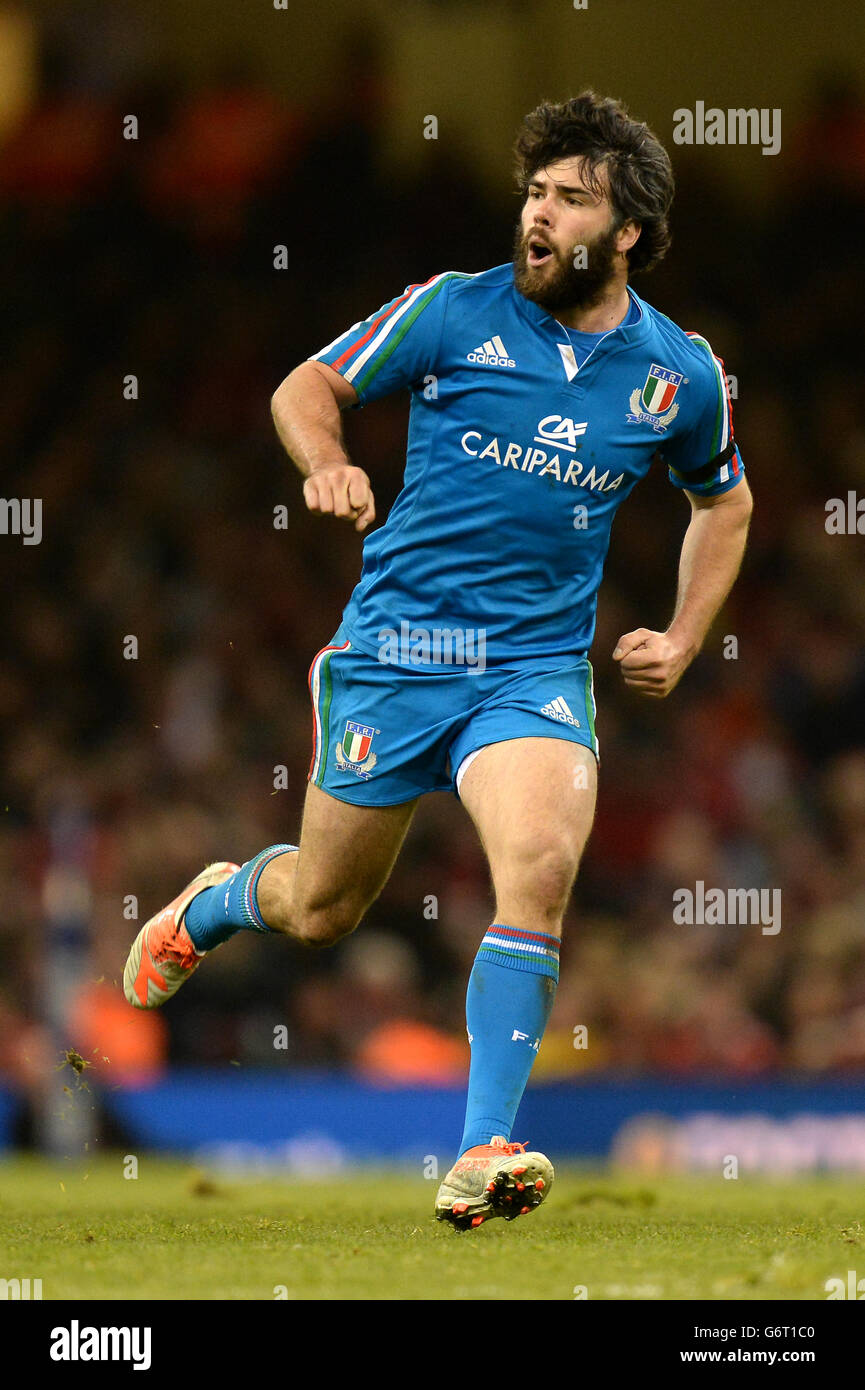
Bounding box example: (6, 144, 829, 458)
(270, 360, 376, 533)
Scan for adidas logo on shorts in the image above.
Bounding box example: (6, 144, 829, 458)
(540, 696, 581, 728)
(467, 335, 516, 368)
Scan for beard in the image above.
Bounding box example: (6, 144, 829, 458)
(512, 219, 623, 313)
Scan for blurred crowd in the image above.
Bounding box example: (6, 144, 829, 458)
(1, 33, 865, 1108)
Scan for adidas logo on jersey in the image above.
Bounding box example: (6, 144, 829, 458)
(541, 696, 581, 728)
(467, 335, 516, 368)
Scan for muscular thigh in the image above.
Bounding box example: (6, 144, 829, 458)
(291, 781, 417, 918)
(459, 737, 597, 929)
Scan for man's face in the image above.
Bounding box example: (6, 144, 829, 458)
(513, 157, 630, 312)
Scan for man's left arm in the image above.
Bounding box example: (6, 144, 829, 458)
(613, 478, 753, 698)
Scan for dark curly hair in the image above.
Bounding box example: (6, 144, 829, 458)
(513, 91, 674, 275)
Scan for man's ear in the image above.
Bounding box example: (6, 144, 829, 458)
(615, 220, 641, 256)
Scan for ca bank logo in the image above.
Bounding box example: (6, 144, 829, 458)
(533, 415, 588, 453)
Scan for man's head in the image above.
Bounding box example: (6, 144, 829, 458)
(512, 92, 674, 313)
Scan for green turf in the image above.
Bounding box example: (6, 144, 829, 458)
(0, 1155, 863, 1300)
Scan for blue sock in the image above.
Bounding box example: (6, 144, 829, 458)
(184, 844, 298, 951)
(458, 924, 560, 1155)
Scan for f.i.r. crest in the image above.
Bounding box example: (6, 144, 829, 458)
(335, 720, 378, 779)
(627, 363, 684, 432)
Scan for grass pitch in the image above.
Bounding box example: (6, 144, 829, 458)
(0, 1155, 863, 1300)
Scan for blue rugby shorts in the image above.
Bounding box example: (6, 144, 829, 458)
(307, 622, 598, 806)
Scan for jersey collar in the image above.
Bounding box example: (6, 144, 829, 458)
(510, 268, 651, 347)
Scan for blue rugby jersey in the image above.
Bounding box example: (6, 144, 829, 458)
(309, 263, 744, 664)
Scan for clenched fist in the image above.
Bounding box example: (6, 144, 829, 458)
(612, 627, 695, 698)
(303, 464, 376, 533)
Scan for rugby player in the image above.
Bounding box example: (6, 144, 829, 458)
(124, 92, 752, 1230)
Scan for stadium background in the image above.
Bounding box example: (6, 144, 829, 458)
(1, 0, 864, 1171)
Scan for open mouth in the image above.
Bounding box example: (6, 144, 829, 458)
(527, 238, 554, 267)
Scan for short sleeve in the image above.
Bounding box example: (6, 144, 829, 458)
(308, 272, 455, 407)
(662, 335, 744, 497)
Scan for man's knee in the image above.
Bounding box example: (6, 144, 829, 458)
(258, 852, 381, 947)
(496, 837, 581, 919)
(290, 894, 366, 948)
